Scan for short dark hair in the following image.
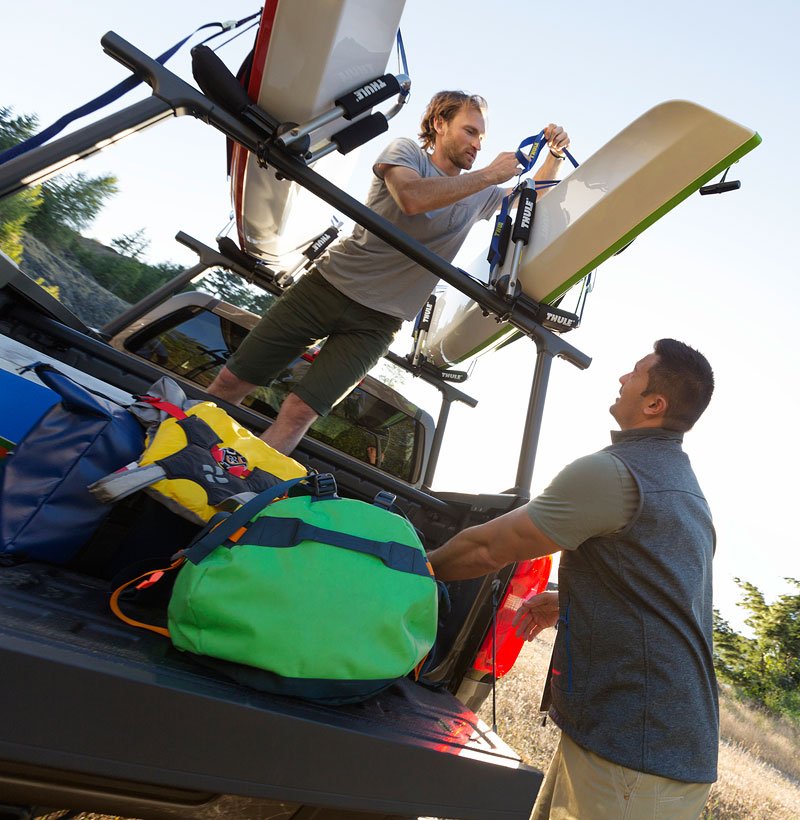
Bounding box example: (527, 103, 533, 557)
(418, 91, 488, 151)
(644, 339, 715, 431)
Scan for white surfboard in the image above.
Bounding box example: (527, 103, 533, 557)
(231, 0, 406, 272)
(423, 100, 761, 368)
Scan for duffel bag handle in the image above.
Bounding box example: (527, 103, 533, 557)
(180, 473, 322, 564)
(26, 362, 133, 417)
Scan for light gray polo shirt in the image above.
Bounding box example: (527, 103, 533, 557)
(316, 137, 504, 320)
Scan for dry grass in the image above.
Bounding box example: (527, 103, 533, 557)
(477, 630, 800, 820)
(718, 688, 800, 783)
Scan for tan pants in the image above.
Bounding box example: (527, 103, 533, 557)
(531, 732, 712, 820)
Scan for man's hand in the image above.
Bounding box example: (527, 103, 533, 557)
(482, 151, 523, 185)
(512, 590, 560, 641)
(543, 123, 570, 155)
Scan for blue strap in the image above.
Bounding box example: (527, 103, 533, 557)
(0, 12, 260, 165)
(487, 195, 512, 269)
(515, 131, 548, 173)
(182, 475, 431, 578)
(182, 474, 310, 564)
(487, 134, 580, 272)
(515, 130, 579, 174)
(241, 516, 432, 578)
(562, 148, 578, 167)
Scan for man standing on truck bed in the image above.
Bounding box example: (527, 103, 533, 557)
(207, 90, 570, 454)
(428, 339, 717, 820)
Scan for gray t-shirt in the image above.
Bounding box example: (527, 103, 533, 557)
(526, 450, 639, 548)
(316, 137, 505, 320)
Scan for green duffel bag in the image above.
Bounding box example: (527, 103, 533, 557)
(167, 473, 438, 704)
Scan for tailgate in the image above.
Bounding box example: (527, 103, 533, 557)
(0, 563, 541, 819)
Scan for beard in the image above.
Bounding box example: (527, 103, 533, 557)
(445, 142, 475, 171)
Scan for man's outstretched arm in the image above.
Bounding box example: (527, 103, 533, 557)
(379, 152, 520, 215)
(428, 505, 560, 581)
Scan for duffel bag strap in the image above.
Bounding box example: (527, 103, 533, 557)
(180, 474, 313, 564)
(109, 557, 185, 637)
(242, 517, 433, 578)
(180, 473, 433, 578)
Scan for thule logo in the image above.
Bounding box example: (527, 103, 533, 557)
(520, 199, 535, 231)
(545, 311, 575, 327)
(354, 79, 387, 102)
(421, 302, 434, 323)
(311, 236, 329, 253)
(440, 370, 467, 382)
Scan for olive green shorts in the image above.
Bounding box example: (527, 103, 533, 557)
(225, 269, 402, 417)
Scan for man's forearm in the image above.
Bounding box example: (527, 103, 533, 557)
(428, 523, 501, 581)
(429, 506, 560, 581)
(389, 167, 496, 215)
(533, 152, 566, 196)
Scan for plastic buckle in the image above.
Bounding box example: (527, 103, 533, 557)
(311, 472, 339, 501)
(373, 490, 397, 511)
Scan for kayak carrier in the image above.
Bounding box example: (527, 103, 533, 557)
(192, 44, 411, 163)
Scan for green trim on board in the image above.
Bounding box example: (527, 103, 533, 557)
(537, 131, 763, 304)
(444, 131, 762, 367)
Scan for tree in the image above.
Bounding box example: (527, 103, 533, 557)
(111, 228, 149, 260)
(713, 578, 800, 718)
(0, 106, 38, 149)
(68, 240, 183, 303)
(199, 268, 275, 315)
(0, 105, 120, 256)
(26, 172, 119, 248)
(0, 107, 42, 262)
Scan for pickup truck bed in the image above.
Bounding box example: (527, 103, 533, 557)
(0, 262, 543, 819)
(0, 563, 541, 820)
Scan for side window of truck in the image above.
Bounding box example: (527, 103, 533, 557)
(122, 307, 424, 483)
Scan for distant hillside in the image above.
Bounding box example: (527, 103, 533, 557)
(19, 233, 129, 327)
(16, 230, 273, 328)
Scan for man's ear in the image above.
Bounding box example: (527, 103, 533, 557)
(433, 115, 445, 136)
(642, 393, 668, 418)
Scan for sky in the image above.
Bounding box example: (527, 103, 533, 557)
(3, 0, 799, 633)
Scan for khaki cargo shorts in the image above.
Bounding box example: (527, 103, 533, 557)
(225, 269, 402, 417)
(531, 732, 712, 819)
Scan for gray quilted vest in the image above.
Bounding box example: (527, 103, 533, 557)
(548, 428, 719, 783)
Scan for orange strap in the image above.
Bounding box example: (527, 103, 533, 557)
(109, 558, 185, 638)
(414, 653, 429, 681)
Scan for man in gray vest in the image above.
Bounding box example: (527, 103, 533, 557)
(207, 91, 570, 454)
(428, 339, 717, 819)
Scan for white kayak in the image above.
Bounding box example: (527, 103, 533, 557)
(423, 100, 761, 368)
(231, 0, 406, 272)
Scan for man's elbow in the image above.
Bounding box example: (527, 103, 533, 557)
(429, 538, 506, 582)
(397, 197, 425, 216)
(476, 543, 510, 575)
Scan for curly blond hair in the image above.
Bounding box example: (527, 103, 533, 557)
(418, 91, 488, 151)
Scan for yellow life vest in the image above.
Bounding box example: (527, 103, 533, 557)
(90, 398, 307, 525)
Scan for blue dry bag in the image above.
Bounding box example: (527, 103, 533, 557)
(0, 364, 144, 565)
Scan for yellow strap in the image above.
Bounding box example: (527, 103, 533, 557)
(109, 558, 184, 638)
